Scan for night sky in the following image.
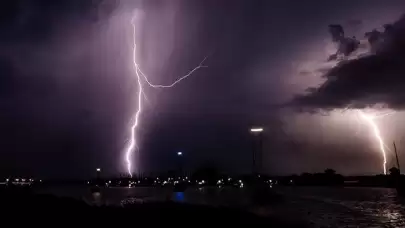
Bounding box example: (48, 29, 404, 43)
(1, 0, 405, 178)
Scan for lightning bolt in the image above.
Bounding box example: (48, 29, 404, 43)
(358, 110, 388, 175)
(125, 16, 207, 177)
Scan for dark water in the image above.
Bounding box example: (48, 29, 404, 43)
(273, 187, 405, 227)
(34, 186, 251, 206)
(35, 186, 405, 227)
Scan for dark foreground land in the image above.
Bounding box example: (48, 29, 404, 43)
(1, 188, 304, 227)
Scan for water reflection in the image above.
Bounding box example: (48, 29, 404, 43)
(35, 186, 405, 227)
(92, 192, 102, 206)
(173, 192, 185, 202)
(383, 209, 401, 222)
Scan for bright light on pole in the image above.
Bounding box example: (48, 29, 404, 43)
(177, 152, 184, 176)
(96, 168, 101, 172)
(250, 127, 263, 175)
(250, 128, 263, 132)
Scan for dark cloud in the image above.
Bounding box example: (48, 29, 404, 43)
(294, 14, 405, 110)
(0, 58, 15, 96)
(0, 0, 116, 43)
(327, 24, 360, 61)
(0, 0, 123, 178)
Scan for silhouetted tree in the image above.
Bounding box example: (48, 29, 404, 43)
(324, 168, 336, 175)
(389, 167, 400, 176)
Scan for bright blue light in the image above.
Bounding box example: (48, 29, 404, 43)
(174, 191, 185, 202)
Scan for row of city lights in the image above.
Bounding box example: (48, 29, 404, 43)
(5, 178, 40, 182)
(88, 176, 274, 189)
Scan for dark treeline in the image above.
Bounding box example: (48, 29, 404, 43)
(278, 167, 404, 188)
(280, 169, 344, 186)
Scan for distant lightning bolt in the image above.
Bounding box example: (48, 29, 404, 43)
(358, 110, 389, 175)
(125, 16, 207, 177)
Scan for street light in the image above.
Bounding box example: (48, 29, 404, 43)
(96, 168, 101, 180)
(250, 127, 263, 175)
(177, 152, 183, 177)
(250, 128, 263, 132)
